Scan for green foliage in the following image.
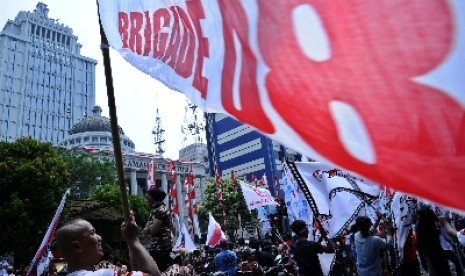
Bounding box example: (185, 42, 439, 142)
(90, 184, 150, 226)
(0, 138, 70, 267)
(57, 148, 116, 198)
(198, 178, 256, 237)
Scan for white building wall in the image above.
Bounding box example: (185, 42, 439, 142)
(0, 4, 96, 143)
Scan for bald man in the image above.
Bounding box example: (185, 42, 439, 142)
(56, 213, 160, 276)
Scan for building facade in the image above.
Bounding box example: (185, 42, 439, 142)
(205, 113, 302, 195)
(179, 142, 208, 164)
(0, 3, 96, 143)
(58, 108, 209, 230)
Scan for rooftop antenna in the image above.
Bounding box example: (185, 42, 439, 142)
(152, 91, 165, 156)
(181, 99, 205, 147)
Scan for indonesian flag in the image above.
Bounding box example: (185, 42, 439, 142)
(239, 181, 279, 211)
(215, 169, 223, 201)
(206, 212, 226, 247)
(169, 163, 179, 237)
(84, 147, 100, 153)
(28, 188, 71, 276)
(273, 175, 280, 200)
(147, 158, 155, 190)
(98, 1, 465, 212)
(215, 169, 226, 227)
(184, 165, 196, 236)
(230, 170, 237, 189)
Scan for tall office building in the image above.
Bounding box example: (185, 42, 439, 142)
(0, 3, 96, 143)
(205, 113, 302, 195)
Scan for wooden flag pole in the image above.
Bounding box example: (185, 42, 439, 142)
(97, 3, 130, 221)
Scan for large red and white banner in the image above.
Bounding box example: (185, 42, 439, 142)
(98, 1, 465, 210)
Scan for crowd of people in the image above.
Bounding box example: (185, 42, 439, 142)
(4, 187, 465, 276)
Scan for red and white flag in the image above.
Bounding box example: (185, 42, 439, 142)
(184, 165, 199, 236)
(28, 188, 71, 276)
(98, 1, 465, 211)
(206, 212, 226, 247)
(168, 161, 179, 237)
(215, 169, 223, 201)
(147, 158, 156, 190)
(230, 170, 237, 189)
(215, 169, 226, 228)
(273, 174, 280, 200)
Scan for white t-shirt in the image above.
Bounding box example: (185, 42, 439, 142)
(68, 269, 144, 276)
(457, 229, 465, 246)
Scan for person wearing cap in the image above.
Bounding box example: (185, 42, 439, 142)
(55, 213, 160, 276)
(214, 240, 237, 276)
(143, 188, 172, 272)
(290, 220, 334, 276)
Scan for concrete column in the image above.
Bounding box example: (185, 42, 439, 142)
(130, 169, 137, 196)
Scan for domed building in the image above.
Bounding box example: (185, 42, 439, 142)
(57, 107, 208, 221)
(58, 106, 136, 151)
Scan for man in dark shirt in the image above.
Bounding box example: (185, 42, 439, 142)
(291, 220, 333, 276)
(143, 188, 172, 272)
(254, 241, 275, 268)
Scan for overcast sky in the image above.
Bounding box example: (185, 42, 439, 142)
(1, 0, 193, 159)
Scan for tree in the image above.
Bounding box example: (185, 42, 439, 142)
(198, 178, 256, 238)
(0, 138, 70, 267)
(57, 149, 116, 198)
(89, 184, 150, 226)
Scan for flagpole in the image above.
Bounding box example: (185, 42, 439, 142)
(96, 2, 130, 221)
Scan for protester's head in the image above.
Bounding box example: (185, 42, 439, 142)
(120, 265, 127, 273)
(219, 239, 229, 249)
(416, 205, 438, 225)
(356, 216, 372, 237)
(285, 233, 292, 241)
(249, 237, 260, 250)
(349, 224, 358, 234)
(237, 237, 245, 246)
(242, 248, 256, 260)
(262, 241, 272, 251)
(290, 220, 309, 238)
(56, 219, 103, 269)
(145, 188, 166, 207)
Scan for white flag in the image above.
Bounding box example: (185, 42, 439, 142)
(174, 224, 197, 252)
(239, 181, 278, 211)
